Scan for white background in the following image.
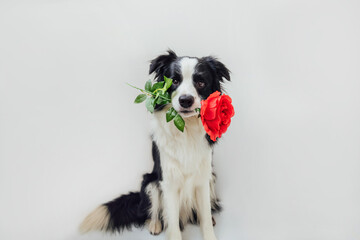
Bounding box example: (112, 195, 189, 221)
(0, 0, 359, 240)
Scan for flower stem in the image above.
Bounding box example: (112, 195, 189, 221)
(126, 83, 171, 101)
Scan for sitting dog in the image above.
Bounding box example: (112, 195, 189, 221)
(80, 50, 230, 240)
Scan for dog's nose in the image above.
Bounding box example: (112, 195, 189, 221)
(179, 95, 194, 108)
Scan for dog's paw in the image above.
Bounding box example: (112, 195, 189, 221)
(202, 223, 217, 240)
(205, 236, 217, 240)
(166, 231, 182, 240)
(148, 219, 162, 235)
(166, 228, 183, 240)
(204, 232, 217, 240)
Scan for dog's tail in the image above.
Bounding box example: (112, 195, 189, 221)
(79, 192, 149, 234)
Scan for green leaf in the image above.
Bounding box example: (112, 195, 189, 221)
(145, 80, 152, 91)
(156, 96, 167, 105)
(166, 107, 177, 122)
(156, 92, 171, 105)
(151, 81, 164, 92)
(134, 94, 147, 103)
(164, 92, 171, 100)
(145, 98, 155, 113)
(164, 76, 173, 91)
(154, 95, 159, 104)
(174, 114, 185, 132)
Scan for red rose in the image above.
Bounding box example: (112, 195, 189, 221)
(200, 91, 235, 141)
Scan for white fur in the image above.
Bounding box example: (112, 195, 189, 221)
(79, 205, 110, 233)
(151, 104, 217, 240)
(172, 57, 201, 118)
(146, 183, 162, 235)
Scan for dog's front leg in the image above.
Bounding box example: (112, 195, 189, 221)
(162, 181, 182, 240)
(196, 181, 217, 240)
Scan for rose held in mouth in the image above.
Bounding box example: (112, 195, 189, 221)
(200, 91, 235, 141)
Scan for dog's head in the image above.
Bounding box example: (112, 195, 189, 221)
(149, 50, 230, 118)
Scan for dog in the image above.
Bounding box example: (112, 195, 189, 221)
(80, 50, 230, 240)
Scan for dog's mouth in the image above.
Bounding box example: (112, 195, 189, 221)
(180, 110, 193, 113)
(178, 109, 198, 118)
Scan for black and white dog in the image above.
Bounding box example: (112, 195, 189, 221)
(80, 50, 230, 240)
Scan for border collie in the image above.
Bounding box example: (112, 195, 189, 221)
(80, 50, 230, 240)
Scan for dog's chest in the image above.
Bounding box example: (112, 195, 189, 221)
(152, 111, 212, 178)
(151, 110, 214, 222)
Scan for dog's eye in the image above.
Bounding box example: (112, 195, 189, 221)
(196, 81, 206, 89)
(173, 79, 180, 85)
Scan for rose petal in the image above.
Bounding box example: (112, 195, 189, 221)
(206, 119, 220, 131)
(203, 107, 218, 120)
(207, 97, 220, 109)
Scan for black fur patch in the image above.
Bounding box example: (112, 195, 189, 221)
(104, 192, 148, 232)
(205, 134, 217, 146)
(151, 140, 163, 181)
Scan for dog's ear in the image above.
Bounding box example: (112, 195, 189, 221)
(149, 50, 177, 79)
(201, 56, 230, 82)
